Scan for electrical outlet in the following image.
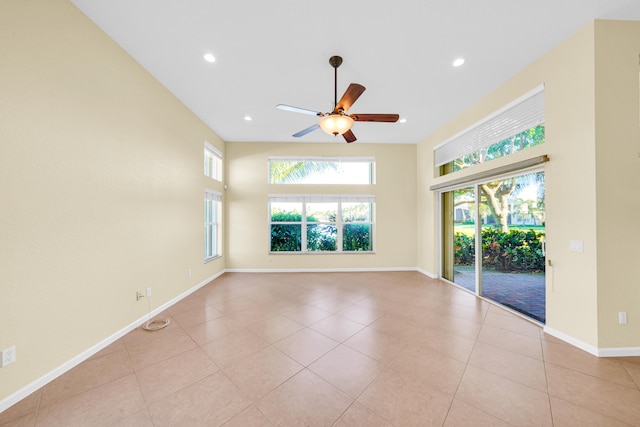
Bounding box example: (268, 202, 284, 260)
(188, 269, 192, 278)
(2, 346, 16, 367)
(136, 291, 144, 301)
(619, 312, 628, 324)
(146, 287, 152, 297)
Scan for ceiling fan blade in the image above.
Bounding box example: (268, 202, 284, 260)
(335, 83, 366, 113)
(342, 129, 357, 143)
(351, 113, 400, 122)
(292, 124, 319, 137)
(276, 104, 322, 117)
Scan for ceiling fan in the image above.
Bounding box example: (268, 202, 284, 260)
(276, 56, 399, 143)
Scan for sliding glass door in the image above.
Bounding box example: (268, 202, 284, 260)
(442, 171, 546, 323)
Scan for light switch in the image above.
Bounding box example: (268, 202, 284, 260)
(569, 240, 584, 252)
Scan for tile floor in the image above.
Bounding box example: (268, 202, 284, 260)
(2, 271, 640, 426)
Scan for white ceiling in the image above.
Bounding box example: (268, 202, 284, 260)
(71, 0, 640, 144)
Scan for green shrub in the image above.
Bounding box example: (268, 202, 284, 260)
(454, 228, 545, 273)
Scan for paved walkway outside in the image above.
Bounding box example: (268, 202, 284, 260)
(453, 265, 546, 323)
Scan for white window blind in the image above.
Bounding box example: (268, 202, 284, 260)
(434, 85, 544, 167)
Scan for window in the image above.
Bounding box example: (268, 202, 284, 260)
(269, 195, 374, 253)
(204, 190, 222, 260)
(435, 85, 545, 175)
(268, 157, 375, 184)
(204, 142, 222, 181)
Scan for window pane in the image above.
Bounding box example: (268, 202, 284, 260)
(306, 202, 337, 223)
(342, 202, 371, 222)
(270, 202, 302, 222)
(270, 224, 301, 251)
(269, 158, 374, 184)
(307, 224, 337, 251)
(343, 224, 371, 251)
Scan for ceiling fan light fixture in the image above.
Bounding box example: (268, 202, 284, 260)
(318, 114, 354, 136)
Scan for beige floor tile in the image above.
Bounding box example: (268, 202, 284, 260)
(542, 340, 636, 388)
(0, 390, 41, 426)
(9, 271, 640, 427)
(281, 304, 332, 326)
(357, 368, 453, 426)
(483, 309, 541, 338)
(0, 412, 36, 427)
(246, 314, 305, 343)
(436, 301, 488, 323)
(309, 344, 384, 398)
(333, 402, 393, 426)
(309, 314, 366, 342)
(467, 341, 547, 392)
(549, 396, 632, 427)
(135, 347, 218, 404)
(109, 408, 154, 427)
(201, 329, 269, 368)
(336, 303, 383, 325)
(477, 323, 543, 360)
(220, 405, 271, 427)
(223, 346, 303, 402)
(411, 327, 476, 363)
(256, 369, 352, 426)
(387, 344, 466, 395)
(309, 296, 355, 313)
(147, 371, 250, 427)
(40, 349, 133, 408)
(368, 313, 422, 341)
(620, 359, 640, 389)
(124, 328, 197, 371)
(212, 296, 262, 314)
(344, 327, 407, 363)
(456, 365, 552, 426)
(169, 304, 224, 328)
(419, 314, 483, 340)
(443, 399, 512, 427)
(183, 315, 245, 346)
(273, 328, 339, 366)
(35, 374, 145, 427)
(546, 363, 640, 425)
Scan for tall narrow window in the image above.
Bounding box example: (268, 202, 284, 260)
(204, 142, 222, 181)
(204, 190, 222, 261)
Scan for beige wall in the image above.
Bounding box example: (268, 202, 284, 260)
(594, 21, 640, 348)
(418, 20, 640, 350)
(225, 142, 417, 271)
(0, 0, 225, 402)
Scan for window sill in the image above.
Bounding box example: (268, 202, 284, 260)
(268, 251, 375, 255)
(204, 255, 222, 264)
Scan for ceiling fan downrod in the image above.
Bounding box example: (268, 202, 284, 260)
(329, 56, 343, 111)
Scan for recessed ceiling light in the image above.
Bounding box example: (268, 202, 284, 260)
(244, 116, 252, 121)
(203, 53, 216, 63)
(453, 57, 465, 67)
(399, 118, 407, 123)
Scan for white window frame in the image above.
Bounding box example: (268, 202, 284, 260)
(268, 194, 375, 253)
(204, 189, 222, 261)
(268, 156, 376, 184)
(204, 141, 222, 181)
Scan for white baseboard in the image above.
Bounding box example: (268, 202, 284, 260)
(225, 267, 417, 273)
(416, 267, 438, 279)
(543, 326, 640, 357)
(0, 270, 225, 414)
